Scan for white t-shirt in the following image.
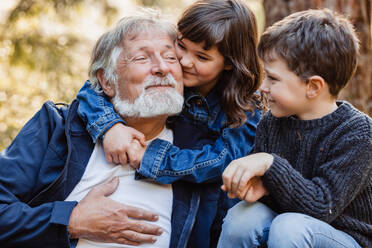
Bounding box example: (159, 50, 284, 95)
(65, 127, 173, 248)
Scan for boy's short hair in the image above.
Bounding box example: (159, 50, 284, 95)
(258, 9, 359, 97)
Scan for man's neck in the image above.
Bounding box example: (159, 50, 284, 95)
(123, 115, 168, 141)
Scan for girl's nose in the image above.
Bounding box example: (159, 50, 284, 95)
(179, 54, 193, 69)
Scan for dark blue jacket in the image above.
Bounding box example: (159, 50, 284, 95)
(0, 100, 198, 248)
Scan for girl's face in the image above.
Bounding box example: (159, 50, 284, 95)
(176, 36, 231, 96)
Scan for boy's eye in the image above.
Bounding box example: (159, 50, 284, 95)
(267, 75, 278, 81)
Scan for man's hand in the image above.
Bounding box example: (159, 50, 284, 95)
(68, 177, 162, 246)
(103, 123, 146, 167)
(221, 153, 273, 200)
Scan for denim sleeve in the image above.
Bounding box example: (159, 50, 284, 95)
(76, 80, 125, 143)
(0, 103, 77, 247)
(137, 109, 261, 184)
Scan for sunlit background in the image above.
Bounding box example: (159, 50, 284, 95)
(0, 0, 370, 150)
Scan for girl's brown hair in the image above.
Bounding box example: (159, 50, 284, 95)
(178, 0, 263, 127)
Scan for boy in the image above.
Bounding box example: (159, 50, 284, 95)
(218, 9, 372, 248)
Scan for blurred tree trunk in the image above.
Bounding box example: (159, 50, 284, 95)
(263, 0, 372, 116)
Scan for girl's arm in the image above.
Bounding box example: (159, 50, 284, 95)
(77, 81, 261, 183)
(137, 110, 261, 184)
(76, 81, 125, 143)
(77, 81, 145, 165)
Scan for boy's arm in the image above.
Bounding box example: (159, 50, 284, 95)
(259, 119, 372, 223)
(137, 110, 261, 184)
(76, 80, 125, 143)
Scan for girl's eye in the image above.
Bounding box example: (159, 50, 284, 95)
(197, 55, 208, 61)
(177, 41, 186, 50)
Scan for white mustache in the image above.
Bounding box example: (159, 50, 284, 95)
(143, 74, 177, 90)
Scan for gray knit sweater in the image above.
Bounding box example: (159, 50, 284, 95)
(255, 101, 372, 247)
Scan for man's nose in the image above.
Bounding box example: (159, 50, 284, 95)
(152, 57, 170, 76)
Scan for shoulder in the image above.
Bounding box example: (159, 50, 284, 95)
(333, 101, 372, 141)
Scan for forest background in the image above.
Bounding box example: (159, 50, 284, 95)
(0, 0, 371, 150)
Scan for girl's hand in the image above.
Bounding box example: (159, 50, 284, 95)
(221, 153, 273, 198)
(103, 123, 146, 166)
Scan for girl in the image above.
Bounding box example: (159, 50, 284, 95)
(77, 0, 263, 246)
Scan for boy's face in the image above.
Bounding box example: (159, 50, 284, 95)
(260, 56, 309, 119)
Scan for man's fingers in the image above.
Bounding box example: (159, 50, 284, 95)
(127, 220, 163, 235)
(115, 237, 140, 246)
(124, 205, 159, 221)
(120, 230, 157, 244)
(90, 177, 119, 197)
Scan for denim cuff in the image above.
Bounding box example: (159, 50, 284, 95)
(87, 116, 126, 143)
(137, 138, 172, 179)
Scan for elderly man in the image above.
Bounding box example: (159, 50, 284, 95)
(0, 15, 184, 247)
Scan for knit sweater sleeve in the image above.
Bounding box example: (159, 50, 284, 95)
(261, 115, 372, 223)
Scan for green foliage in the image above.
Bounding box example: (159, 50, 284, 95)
(0, 0, 119, 150)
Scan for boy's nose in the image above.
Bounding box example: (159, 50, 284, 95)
(259, 79, 270, 93)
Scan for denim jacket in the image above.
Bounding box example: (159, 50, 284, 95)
(77, 80, 261, 247)
(0, 100, 198, 248)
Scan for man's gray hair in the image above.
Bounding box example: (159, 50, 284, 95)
(88, 10, 177, 92)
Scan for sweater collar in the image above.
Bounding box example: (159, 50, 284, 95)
(271, 101, 356, 130)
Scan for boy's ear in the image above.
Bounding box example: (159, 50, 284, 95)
(306, 76, 325, 99)
(97, 69, 115, 98)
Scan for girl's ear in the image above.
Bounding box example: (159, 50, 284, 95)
(224, 64, 232, 70)
(97, 69, 115, 98)
(306, 75, 325, 99)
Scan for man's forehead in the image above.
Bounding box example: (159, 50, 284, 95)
(121, 32, 175, 50)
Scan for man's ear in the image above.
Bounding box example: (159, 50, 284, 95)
(97, 69, 115, 98)
(306, 75, 325, 99)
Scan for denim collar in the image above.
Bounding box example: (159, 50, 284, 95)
(183, 85, 221, 110)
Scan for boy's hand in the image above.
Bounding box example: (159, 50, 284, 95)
(227, 176, 268, 202)
(103, 123, 146, 166)
(221, 153, 273, 198)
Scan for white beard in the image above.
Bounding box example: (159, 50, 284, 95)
(112, 74, 184, 118)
